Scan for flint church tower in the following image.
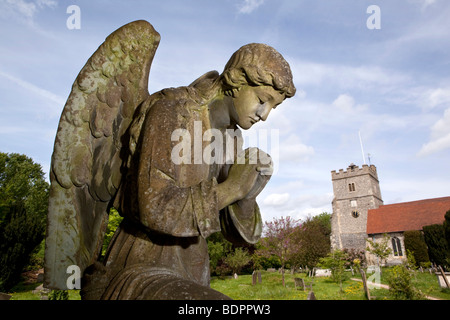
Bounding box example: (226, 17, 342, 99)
(330, 163, 383, 251)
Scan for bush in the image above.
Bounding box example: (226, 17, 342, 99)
(387, 265, 424, 300)
(48, 290, 69, 300)
(318, 249, 349, 292)
(404, 230, 430, 267)
(0, 153, 49, 292)
(423, 224, 449, 267)
(101, 207, 123, 257)
(224, 248, 251, 275)
(444, 210, 450, 252)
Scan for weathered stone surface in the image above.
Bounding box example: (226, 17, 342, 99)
(45, 20, 295, 300)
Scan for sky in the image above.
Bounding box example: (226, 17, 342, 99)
(1, 0, 450, 223)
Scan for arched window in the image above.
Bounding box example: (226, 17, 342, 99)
(392, 237, 403, 256)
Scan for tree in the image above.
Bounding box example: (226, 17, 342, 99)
(293, 213, 331, 269)
(318, 249, 349, 292)
(423, 224, 449, 268)
(224, 247, 251, 275)
(403, 230, 430, 267)
(387, 264, 424, 300)
(255, 216, 301, 286)
(101, 207, 124, 257)
(366, 234, 392, 272)
(207, 232, 232, 275)
(444, 210, 450, 253)
(0, 152, 49, 292)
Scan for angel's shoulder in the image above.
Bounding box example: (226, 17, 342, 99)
(147, 86, 205, 121)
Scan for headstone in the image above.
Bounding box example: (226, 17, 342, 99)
(37, 272, 44, 283)
(360, 269, 371, 300)
(436, 266, 450, 289)
(315, 269, 331, 277)
(258, 271, 262, 283)
(307, 291, 317, 300)
(233, 273, 238, 279)
(267, 268, 276, 272)
(0, 292, 11, 300)
(252, 271, 257, 285)
(294, 278, 305, 290)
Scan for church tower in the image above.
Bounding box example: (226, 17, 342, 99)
(330, 163, 383, 251)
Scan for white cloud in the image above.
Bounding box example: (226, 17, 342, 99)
(279, 134, 315, 162)
(237, 0, 265, 14)
(418, 107, 450, 156)
(0, 0, 57, 24)
(332, 94, 368, 114)
(290, 59, 409, 91)
(421, 87, 450, 109)
(263, 193, 290, 206)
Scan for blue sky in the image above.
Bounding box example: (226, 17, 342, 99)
(1, 0, 450, 223)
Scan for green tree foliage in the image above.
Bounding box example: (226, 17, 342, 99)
(293, 213, 331, 269)
(387, 264, 425, 300)
(403, 230, 430, 267)
(101, 207, 124, 257)
(207, 232, 232, 276)
(444, 210, 450, 253)
(48, 290, 69, 300)
(224, 247, 251, 275)
(318, 249, 349, 292)
(366, 234, 392, 270)
(0, 152, 49, 292)
(423, 224, 449, 267)
(255, 216, 301, 286)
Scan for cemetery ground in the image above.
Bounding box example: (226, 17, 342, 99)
(6, 268, 450, 300)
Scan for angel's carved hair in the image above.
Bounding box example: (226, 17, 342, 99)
(220, 43, 296, 98)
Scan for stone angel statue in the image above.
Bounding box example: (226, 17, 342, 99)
(44, 20, 295, 300)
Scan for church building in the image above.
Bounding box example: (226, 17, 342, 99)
(330, 163, 450, 265)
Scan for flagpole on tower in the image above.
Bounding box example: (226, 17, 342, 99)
(359, 131, 366, 165)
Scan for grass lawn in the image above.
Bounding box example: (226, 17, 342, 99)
(211, 271, 368, 300)
(211, 270, 450, 300)
(7, 269, 450, 300)
(354, 267, 450, 300)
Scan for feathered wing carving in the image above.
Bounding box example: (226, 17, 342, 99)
(44, 20, 160, 289)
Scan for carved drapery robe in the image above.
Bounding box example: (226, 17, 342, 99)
(81, 86, 262, 300)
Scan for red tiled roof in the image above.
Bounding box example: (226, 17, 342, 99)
(367, 196, 450, 234)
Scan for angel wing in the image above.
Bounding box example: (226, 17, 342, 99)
(44, 20, 160, 289)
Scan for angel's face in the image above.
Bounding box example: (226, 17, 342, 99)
(231, 85, 285, 130)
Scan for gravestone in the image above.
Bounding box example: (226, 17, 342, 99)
(307, 291, 317, 300)
(252, 271, 257, 285)
(258, 271, 262, 283)
(294, 278, 305, 290)
(0, 292, 11, 300)
(315, 269, 331, 277)
(360, 269, 371, 300)
(435, 266, 450, 289)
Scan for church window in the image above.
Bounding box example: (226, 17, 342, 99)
(392, 237, 403, 256)
(349, 183, 356, 192)
(351, 210, 359, 218)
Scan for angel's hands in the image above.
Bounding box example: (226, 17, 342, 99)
(216, 148, 273, 209)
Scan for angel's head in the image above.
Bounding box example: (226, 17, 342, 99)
(220, 43, 296, 129)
